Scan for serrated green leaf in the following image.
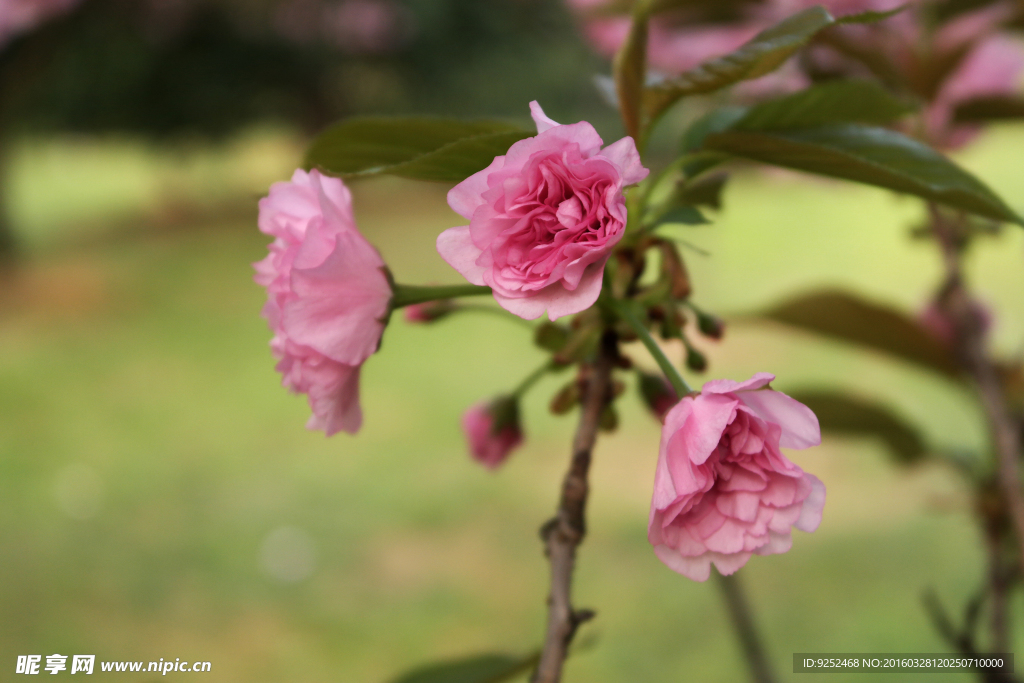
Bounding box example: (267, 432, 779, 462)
(704, 124, 1022, 224)
(305, 118, 532, 183)
(732, 80, 914, 131)
(644, 7, 835, 122)
(791, 390, 928, 463)
(752, 290, 962, 378)
(387, 652, 538, 683)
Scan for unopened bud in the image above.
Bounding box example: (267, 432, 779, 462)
(549, 382, 581, 415)
(599, 405, 619, 432)
(685, 346, 707, 373)
(696, 311, 725, 340)
(535, 322, 570, 352)
(638, 372, 679, 422)
(403, 299, 456, 323)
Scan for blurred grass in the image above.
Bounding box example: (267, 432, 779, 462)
(0, 123, 1023, 682)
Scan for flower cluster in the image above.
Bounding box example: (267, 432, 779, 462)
(254, 102, 825, 580)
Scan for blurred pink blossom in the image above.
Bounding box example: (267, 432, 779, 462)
(927, 35, 1024, 148)
(437, 101, 647, 321)
(0, 0, 81, 46)
(918, 298, 992, 348)
(649, 372, 824, 581)
(254, 169, 391, 435)
(273, 0, 408, 54)
(462, 398, 524, 469)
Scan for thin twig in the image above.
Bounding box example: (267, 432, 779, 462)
(715, 573, 777, 683)
(923, 589, 1018, 683)
(531, 331, 617, 683)
(930, 207, 1024, 583)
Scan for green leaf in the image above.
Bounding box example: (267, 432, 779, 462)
(676, 172, 728, 209)
(790, 390, 928, 463)
(681, 107, 748, 153)
(612, 4, 650, 141)
(834, 5, 908, 25)
(305, 118, 532, 183)
(954, 96, 1024, 124)
(644, 7, 836, 122)
(655, 205, 709, 226)
(703, 124, 1022, 224)
(387, 652, 538, 683)
(732, 80, 914, 131)
(753, 290, 961, 378)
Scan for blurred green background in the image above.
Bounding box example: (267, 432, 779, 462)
(1, 1, 1024, 682)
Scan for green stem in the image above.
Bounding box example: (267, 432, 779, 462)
(606, 298, 693, 396)
(455, 303, 536, 329)
(391, 283, 491, 308)
(513, 360, 555, 399)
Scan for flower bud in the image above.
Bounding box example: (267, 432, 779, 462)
(685, 345, 707, 373)
(638, 372, 679, 422)
(695, 310, 726, 340)
(403, 299, 456, 324)
(462, 396, 524, 470)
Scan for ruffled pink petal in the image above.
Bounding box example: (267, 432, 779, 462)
(436, 226, 488, 286)
(284, 228, 390, 365)
(654, 545, 713, 582)
(795, 474, 826, 532)
(529, 100, 561, 133)
(448, 156, 506, 220)
(702, 372, 775, 395)
(680, 393, 736, 466)
(737, 389, 821, 450)
(599, 136, 649, 186)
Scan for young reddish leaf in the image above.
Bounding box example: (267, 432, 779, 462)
(751, 289, 962, 378)
(790, 390, 928, 464)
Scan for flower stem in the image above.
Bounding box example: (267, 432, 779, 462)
(513, 360, 555, 399)
(454, 304, 536, 329)
(532, 331, 617, 683)
(716, 573, 778, 683)
(606, 298, 694, 396)
(390, 283, 491, 308)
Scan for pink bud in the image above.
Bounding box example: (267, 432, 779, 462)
(461, 398, 524, 469)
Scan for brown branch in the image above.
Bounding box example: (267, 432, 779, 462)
(931, 207, 1024, 584)
(715, 573, 777, 683)
(531, 331, 617, 683)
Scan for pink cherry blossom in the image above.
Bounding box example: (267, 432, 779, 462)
(462, 399, 524, 469)
(254, 168, 391, 435)
(649, 373, 825, 581)
(0, 0, 81, 46)
(437, 101, 647, 321)
(927, 34, 1024, 148)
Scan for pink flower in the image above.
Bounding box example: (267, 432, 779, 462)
(462, 398, 524, 469)
(254, 168, 391, 435)
(927, 34, 1024, 148)
(436, 101, 647, 321)
(0, 0, 81, 46)
(649, 373, 825, 581)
